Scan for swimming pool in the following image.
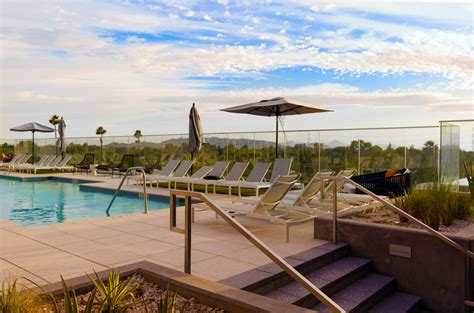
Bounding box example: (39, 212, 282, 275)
(0, 178, 172, 227)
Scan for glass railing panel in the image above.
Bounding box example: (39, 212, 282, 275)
(358, 128, 406, 175)
(405, 127, 439, 184)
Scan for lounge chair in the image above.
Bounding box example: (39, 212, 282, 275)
(0, 154, 24, 168)
(28, 155, 62, 173)
(170, 165, 213, 190)
(196, 162, 271, 197)
(14, 155, 53, 173)
(73, 153, 95, 174)
(201, 161, 249, 194)
(128, 158, 180, 185)
(28, 155, 73, 174)
(2, 154, 32, 173)
(285, 171, 335, 212)
(111, 154, 135, 178)
(194, 175, 307, 242)
(235, 158, 292, 196)
(183, 161, 230, 192)
(151, 160, 194, 189)
(298, 169, 382, 211)
(96, 155, 118, 173)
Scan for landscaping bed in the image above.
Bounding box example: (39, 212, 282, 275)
(346, 207, 473, 235)
(2, 261, 310, 313)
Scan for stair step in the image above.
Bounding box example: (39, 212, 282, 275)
(369, 292, 422, 313)
(219, 242, 349, 293)
(265, 256, 371, 307)
(312, 273, 395, 313)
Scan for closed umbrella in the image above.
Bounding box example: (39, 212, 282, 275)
(221, 97, 332, 157)
(57, 117, 66, 158)
(189, 103, 205, 173)
(10, 122, 55, 163)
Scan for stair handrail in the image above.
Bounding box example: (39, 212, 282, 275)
(169, 189, 345, 313)
(330, 176, 474, 259)
(106, 166, 148, 216)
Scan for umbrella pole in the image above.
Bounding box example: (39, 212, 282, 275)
(32, 131, 35, 164)
(275, 115, 279, 158)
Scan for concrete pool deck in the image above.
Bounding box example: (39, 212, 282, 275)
(0, 172, 327, 286)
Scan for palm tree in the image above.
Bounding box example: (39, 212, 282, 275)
(49, 115, 60, 139)
(134, 130, 142, 150)
(96, 126, 107, 161)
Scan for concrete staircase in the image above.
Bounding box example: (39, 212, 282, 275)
(220, 243, 422, 313)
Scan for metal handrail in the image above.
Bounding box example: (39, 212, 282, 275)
(106, 166, 148, 216)
(169, 189, 345, 313)
(328, 176, 474, 259)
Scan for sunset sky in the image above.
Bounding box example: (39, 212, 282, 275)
(1, 1, 472, 139)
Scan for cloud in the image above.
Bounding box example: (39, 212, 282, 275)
(1, 0, 472, 138)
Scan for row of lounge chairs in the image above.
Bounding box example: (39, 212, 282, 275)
(129, 158, 293, 196)
(1, 154, 73, 174)
(193, 169, 385, 242)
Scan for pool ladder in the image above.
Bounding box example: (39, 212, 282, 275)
(106, 166, 148, 216)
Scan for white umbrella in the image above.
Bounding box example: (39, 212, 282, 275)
(189, 103, 205, 172)
(10, 122, 55, 163)
(222, 97, 332, 157)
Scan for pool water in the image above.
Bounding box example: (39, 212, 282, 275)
(0, 178, 171, 227)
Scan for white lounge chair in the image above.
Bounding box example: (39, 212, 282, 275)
(128, 158, 180, 185)
(200, 161, 249, 194)
(28, 155, 73, 174)
(0, 154, 24, 168)
(14, 155, 53, 173)
(152, 160, 194, 189)
(169, 165, 213, 190)
(216, 162, 271, 196)
(182, 161, 230, 192)
(194, 175, 308, 242)
(235, 158, 293, 196)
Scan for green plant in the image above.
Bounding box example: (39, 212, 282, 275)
(87, 270, 136, 313)
(0, 277, 44, 313)
(394, 183, 472, 230)
(48, 275, 96, 313)
(157, 284, 177, 313)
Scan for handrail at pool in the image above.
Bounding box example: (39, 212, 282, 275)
(106, 166, 148, 216)
(168, 189, 345, 313)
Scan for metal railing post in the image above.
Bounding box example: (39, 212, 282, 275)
(142, 170, 148, 214)
(184, 195, 192, 274)
(333, 178, 338, 244)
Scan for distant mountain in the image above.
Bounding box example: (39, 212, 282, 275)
(104, 137, 400, 150)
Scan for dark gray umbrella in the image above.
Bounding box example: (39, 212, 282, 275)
(57, 117, 66, 158)
(189, 103, 205, 172)
(221, 97, 332, 157)
(10, 122, 55, 163)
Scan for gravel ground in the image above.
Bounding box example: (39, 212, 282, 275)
(347, 207, 473, 234)
(57, 275, 226, 312)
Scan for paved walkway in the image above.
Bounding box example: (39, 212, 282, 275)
(0, 173, 326, 286)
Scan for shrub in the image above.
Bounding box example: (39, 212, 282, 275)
(0, 277, 46, 313)
(394, 183, 471, 230)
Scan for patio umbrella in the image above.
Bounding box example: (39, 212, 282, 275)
(189, 103, 205, 173)
(57, 116, 66, 158)
(10, 122, 55, 163)
(221, 97, 332, 157)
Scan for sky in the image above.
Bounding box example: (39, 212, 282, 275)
(0, 0, 473, 140)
